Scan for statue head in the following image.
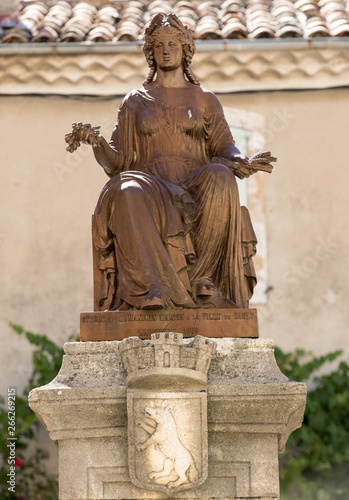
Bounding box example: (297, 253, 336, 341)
(143, 13, 200, 86)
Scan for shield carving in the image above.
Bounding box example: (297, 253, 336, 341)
(128, 391, 208, 495)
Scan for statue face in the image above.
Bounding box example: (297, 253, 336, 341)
(153, 32, 183, 72)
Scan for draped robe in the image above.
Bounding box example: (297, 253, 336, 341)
(92, 89, 257, 310)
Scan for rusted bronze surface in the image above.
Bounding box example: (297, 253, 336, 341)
(66, 13, 275, 337)
(80, 308, 258, 341)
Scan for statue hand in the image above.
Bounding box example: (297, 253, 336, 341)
(212, 151, 276, 179)
(211, 155, 250, 179)
(230, 154, 251, 179)
(65, 122, 102, 153)
(247, 151, 277, 174)
(231, 154, 249, 165)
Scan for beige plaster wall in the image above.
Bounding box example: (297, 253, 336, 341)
(1, 88, 348, 401)
(220, 89, 349, 356)
(1, 95, 120, 393)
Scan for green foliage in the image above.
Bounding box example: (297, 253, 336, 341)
(9, 322, 76, 392)
(2, 324, 348, 499)
(274, 346, 343, 382)
(275, 347, 349, 499)
(0, 323, 78, 499)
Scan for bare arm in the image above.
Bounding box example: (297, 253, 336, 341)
(65, 122, 122, 178)
(92, 137, 121, 178)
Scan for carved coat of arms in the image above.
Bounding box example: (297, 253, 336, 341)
(119, 333, 216, 495)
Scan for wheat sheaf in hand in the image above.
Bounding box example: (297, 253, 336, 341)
(65, 122, 102, 153)
(248, 151, 277, 173)
(212, 151, 277, 179)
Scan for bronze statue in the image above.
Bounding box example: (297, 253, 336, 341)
(65, 13, 276, 312)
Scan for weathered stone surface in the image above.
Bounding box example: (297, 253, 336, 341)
(123, 334, 216, 495)
(29, 337, 306, 500)
(128, 392, 208, 494)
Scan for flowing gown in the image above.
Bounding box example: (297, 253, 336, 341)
(92, 89, 257, 310)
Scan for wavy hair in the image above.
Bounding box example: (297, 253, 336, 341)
(143, 13, 200, 86)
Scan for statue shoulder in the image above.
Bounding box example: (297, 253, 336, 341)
(119, 89, 145, 111)
(201, 88, 224, 116)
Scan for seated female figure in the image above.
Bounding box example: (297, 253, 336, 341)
(66, 13, 271, 311)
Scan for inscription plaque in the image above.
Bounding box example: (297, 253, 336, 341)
(80, 308, 258, 341)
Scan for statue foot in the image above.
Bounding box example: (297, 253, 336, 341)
(199, 295, 240, 309)
(193, 278, 219, 297)
(141, 289, 164, 310)
(194, 278, 240, 309)
(116, 301, 133, 311)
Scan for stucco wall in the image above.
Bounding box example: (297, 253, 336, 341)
(220, 89, 349, 355)
(1, 88, 348, 398)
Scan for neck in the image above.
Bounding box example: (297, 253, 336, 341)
(155, 67, 187, 88)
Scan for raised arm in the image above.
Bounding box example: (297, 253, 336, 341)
(65, 122, 122, 178)
(92, 136, 121, 178)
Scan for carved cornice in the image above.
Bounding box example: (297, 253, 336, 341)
(1, 43, 349, 95)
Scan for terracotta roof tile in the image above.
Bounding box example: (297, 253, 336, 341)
(114, 1, 144, 41)
(319, 0, 349, 34)
(194, 2, 221, 39)
(86, 5, 119, 41)
(220, 0, 248, 38)
(1, 0, 349, 43)
(172, 2, 198, 32)
(272, 0, 303, 37)
(2, 27, 32, 42)
(246, 0, 277, 38)
(59, 2, 97, 41)
(87, 21, 117, 42)
(31, 1, 72, 42)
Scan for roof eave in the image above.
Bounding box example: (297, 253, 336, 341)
(1, 37, 349, 56)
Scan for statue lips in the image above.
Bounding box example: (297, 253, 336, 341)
(159, 57, 173, 69)
(157, 55, 179, 70)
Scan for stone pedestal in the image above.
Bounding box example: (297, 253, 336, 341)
(29, 337, 306, 500)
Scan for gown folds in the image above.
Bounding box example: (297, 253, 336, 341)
(92, 89, 257, 310)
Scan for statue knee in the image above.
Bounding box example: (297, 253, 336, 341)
(207, 163, 237, 188)
(116, 180, 143, 200)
